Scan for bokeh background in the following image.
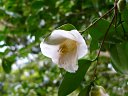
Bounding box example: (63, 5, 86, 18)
(0, 0, 128, 96)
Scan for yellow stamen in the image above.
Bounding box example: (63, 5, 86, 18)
(58, 39, 78, 66)
(59, 39, 77, 55)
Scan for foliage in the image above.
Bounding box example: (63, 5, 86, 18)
(0, 0, 128, 96)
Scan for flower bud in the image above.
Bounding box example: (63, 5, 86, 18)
(89, 85, 109, 96)
(117, 0, 126, 12)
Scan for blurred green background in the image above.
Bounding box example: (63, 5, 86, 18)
(0, 0, 128, 96)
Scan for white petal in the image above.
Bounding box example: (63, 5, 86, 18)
(45, 30, 76, 45)
(40, 41, 59, 64)
(77, 43, 88, 59)
(70, 30, 85, 43)
(58, 46, 78, 73)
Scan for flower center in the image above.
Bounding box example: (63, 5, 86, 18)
(59, 39, 77, 55)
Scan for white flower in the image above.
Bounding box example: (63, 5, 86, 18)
(40, 29, 88, 73)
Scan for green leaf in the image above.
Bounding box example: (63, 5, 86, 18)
(58, 59, 91, 96)
(2, 55, 16, 73)
(90, 39, 99, 52)
(2, 59, 12, 73)
(78, 84, 91, 96)
(57, 24, 76, 31)
(109, 42, 128, 74)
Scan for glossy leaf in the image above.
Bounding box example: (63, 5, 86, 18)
(58, 60, 91, 96)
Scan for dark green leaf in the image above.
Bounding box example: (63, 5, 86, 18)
(58, 59, 91, 96)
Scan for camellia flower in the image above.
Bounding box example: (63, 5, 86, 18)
(89, 85, 109, 96)
(40, 29, 88, 73)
